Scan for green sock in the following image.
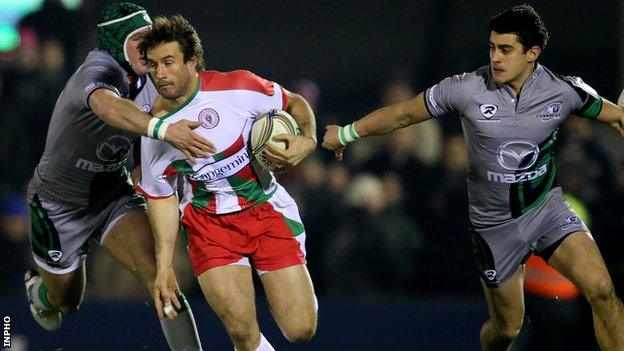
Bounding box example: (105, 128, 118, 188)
(31, 277, 55, 311)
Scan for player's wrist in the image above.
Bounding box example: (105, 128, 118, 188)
(338, 122, 360, 146)
(148, 117, 169, 141)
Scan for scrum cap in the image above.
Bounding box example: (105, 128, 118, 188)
(96, 2, 152, 64)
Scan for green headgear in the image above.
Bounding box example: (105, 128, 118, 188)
(96, 2, 152, 64)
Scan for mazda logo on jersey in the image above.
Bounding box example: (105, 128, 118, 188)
(198, 108, 220, 129)
(479, 104, 498, 118)
(496, 140, 540, 170)
(537, 102, 563, 122)
(96, 136, 131, 162)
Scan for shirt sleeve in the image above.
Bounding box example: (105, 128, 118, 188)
(424, 72, 475, 117)
(561, 75, 603, 119)
(78, 64, 126, 109)
(135, 136, 181, 199)
(246, 72, 288, 115)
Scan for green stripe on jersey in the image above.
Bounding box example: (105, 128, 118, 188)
(578, 98, 602, 119)
(284, 217, 305, 236)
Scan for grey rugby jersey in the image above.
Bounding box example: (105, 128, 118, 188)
(425, 64, 602, 227)
(30, 49, 158, 207)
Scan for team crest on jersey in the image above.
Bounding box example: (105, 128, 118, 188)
(537, 102, 562, 122)
(198, 108, 219, 129)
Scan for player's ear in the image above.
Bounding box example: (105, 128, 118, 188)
(186, 58, 197, 71)
(527, 45, 541, 63)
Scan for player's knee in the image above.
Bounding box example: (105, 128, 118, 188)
(224, 318, 258, 346)
(584, 277, 616, 305)
(284, 323, 316, 343)
(493, 318, 523, 342)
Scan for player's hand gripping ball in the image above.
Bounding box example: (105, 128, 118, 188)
(250, 109, 300, 171)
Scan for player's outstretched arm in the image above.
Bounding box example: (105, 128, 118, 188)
(322, 91, 432, 160)
(146, 195, 183, 320)
(596, 98, 624, 137)
(89, 89, 216, 163)
(264, 90, 317, 169)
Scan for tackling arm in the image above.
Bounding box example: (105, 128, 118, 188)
(595, 98, 624, 137)
(322, 91, 432, 160)
(89, 89, 215, 163)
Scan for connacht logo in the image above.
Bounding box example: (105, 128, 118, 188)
(537, 102, 563, 121)
(479, 104, 498, 118)
(48, 250, 63, 262)
(484, 269, 497, 281)
(497, 140, 540, 171)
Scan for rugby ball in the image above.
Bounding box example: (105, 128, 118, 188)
(250, 109, 300, 171)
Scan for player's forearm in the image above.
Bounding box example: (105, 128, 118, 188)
(99, 97, 152, 136)
(353, 92, 431, 137)
(146, 196, 179, 269)
(287, 93, 317, 142)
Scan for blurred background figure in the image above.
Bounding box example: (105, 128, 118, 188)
(0, 192, 31, 298)
(323, 173, 424, 299)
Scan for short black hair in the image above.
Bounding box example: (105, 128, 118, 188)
(488, 4, 549, 52)
(139, 14, 205, 71)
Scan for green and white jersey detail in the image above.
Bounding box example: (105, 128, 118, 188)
(29, 49, 157, 208)
(138, 70, 288, 215)
(425, 64, 602, 227)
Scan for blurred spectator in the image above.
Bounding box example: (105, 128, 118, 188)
(19, 0, 84, 73)
(0, 193, 30, 298)
(323, 173, 424, 298)
(0, 34, 68, 191)
(557, 116, 613, 205)
(423, 133, 480, 295)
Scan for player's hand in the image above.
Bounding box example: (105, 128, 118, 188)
(153, 267, 182, 320)
(321, 125, 345, 161)
(164, 120, 216, 164)
(263, 134, 316, 170)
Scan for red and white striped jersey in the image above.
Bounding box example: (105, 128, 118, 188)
(137, 69, 288, 214)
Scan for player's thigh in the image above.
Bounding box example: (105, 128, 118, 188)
(102, 206, 156, 285)
(197, 265, 257, 324)
(547, 231, 613, 296)
(481, 265, 526, 328)
(260, 264, 317, 331)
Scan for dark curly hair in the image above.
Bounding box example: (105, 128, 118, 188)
(139, 14, 205, 71)
(488, 4, 549, 53)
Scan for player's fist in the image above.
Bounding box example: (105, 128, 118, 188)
(322, 125, 345, 161)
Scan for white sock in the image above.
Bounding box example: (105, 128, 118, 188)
(234, 333, 275, 351)
(255, 334, 275, 351)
